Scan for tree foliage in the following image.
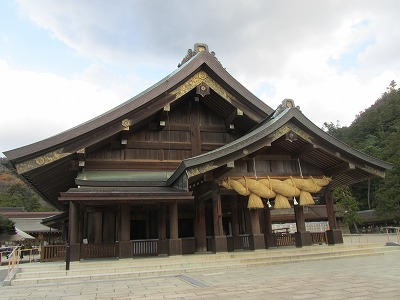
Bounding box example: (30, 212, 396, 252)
(0, 214, 16, 235)
(333, 186, 362, 229)
(0, 157, 56, 212)
(326, 81, 400, 216)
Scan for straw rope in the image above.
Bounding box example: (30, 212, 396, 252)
(219, 176, 331, 209)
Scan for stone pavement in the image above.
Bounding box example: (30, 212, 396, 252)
(1, 251, 399, 299)
(0, 234, 399, 299)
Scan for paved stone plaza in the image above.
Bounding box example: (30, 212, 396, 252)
(1, 235, 399, 299)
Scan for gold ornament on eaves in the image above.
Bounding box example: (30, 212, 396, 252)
(169, 71, 237, 104)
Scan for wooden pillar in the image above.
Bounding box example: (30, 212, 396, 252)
(294, 205, 306, 232)
(244, 208, 251, 234)
(120, 204, 130, 241)
(158, 203, 168, 255)
(249, 209, 265, 250)
(294, 204, 311, 247)
(195, 198, 207, 252)
(213, 193, 223, 237)
(169, 201, 181, 255)
(169, 202, 178, 239)
(68, 202, 80, 261)
(69, 202, 80, 244)
(94, 211, 103, 244)
(263, 206, 276, 248)
(158, 204, 167, 240)
(79, 203, 84, 244)
(325, 187, 344, 244)
(119, 203, 131, 258)
(230, 196, 241, 250)
(250, 209, 261, 234)
(325, 187, 336, 230)
(212, 185, 227, 252)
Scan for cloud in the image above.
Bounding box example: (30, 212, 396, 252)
(2, 0, 399, 156)
(0, 60, 137, 154)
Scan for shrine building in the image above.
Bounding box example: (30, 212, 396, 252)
(3, 43, 392, 261)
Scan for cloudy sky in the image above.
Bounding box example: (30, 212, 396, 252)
(1, 0, 400, 156)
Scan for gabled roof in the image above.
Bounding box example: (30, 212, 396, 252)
(3, 43, 274, 209)
(169, 102, 393, 189)
(4, 44, 272, 164)
(3, 44, 393, 209)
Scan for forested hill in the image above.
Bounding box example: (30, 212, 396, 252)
(0, 157, 56, 212)
(324, 80, 400, 218)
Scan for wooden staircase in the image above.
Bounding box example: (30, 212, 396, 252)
(7, 243, 399, 286)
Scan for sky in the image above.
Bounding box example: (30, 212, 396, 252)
(1, 0, 400, 157)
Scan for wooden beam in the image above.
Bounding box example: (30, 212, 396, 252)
(124, 141, 192, 150)
(225, 108, 243, 128)
(245, 154, 291, 161)
(76, 148, 86, 161)
(84, 160, 180, 170)
(206, 162, 235, 181)
(291, 144, 316, 159)
(311, 139, 386, 177)
(59, 194, 194, 201)
(325, 162, 355, 176)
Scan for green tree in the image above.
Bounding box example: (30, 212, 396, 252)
(333, 186, 362, 233)
(326, 82, 400, 215)
(0, 158, 56, 212)
(0, 214, 15, 235)
(322, 121, 349, 142)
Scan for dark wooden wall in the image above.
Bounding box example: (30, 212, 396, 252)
(86, 96, 241, 167)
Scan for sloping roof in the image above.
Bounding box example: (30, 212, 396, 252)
(3, 44, 273, 209)
(169, 104, 393, 189)
(0, 228, 35, 242)
(7, 218, 56, 233)
(0, 211, 62, 232)
(4, 47, 272, 163)
(59, 186, 194, 203)
(0, 211, 62, 219)
(2, 44, 393, 209)
(75, 170, 173, 187)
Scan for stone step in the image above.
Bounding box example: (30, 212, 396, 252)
(14, 245, 384, 279)
(10, 244, 397, 286)
(17, 243, 386, 273)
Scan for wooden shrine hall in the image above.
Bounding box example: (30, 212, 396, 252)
(3, 43, 392, 261)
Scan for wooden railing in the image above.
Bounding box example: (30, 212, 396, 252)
(132, 239, 158, 256)
(38, 232, 328, 262)
(311, 232, 327, 244)
(81, 243, 118, 259)
(40, 245, 66, 262)
(6, 247, 20, 276)
(275, 233, 296, 246)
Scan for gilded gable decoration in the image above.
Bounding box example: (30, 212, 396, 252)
(16, 148, 71, 174)
(170, 71, 237, 105)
